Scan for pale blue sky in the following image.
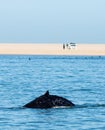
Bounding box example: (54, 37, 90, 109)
(0, 0, 105, 43)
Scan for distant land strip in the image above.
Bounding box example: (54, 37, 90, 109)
(0, 43, 105, 55)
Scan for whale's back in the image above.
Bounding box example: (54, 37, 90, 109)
(24, 91, 75, 108)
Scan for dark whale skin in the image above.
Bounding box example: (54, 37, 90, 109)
(24, 91, 75, 108)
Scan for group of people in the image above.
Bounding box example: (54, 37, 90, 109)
(63, 42, 76, 50)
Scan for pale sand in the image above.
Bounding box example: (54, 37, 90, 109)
(0, 43, 105, 55)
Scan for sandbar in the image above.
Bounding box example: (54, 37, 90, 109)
(0, 43, 105, 55)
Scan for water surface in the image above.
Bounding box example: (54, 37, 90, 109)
(0, 55, 105, 129)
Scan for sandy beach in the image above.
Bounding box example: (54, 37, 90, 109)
(0, 43, 105, 55)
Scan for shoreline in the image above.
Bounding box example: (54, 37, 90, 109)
(0, 43, 105, 56)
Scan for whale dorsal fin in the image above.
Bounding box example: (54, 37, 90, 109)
(44, 90, 49, 96)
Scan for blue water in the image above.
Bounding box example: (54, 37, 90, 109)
(0, 55, 105, 130)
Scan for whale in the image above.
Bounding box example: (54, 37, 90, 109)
(23, 91, 75, 108)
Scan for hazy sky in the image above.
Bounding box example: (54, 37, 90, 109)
(0, 0, 105, 43)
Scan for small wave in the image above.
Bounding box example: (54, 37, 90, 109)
(75, 103, 105, 109)
(0, 106, 23, 111)
(1, 103, 105, 110)
(23, 55, 105, 60)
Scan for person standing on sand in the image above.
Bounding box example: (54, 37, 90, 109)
(63, 44, 65, 50)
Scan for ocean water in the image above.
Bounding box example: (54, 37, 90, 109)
(0, 55, 105, 130)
